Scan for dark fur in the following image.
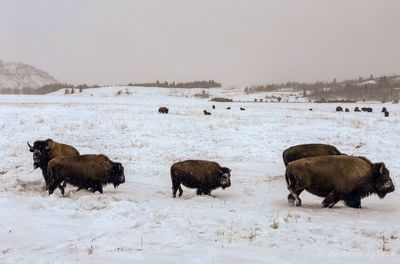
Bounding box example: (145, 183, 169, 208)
(28, 139, 79, 188)
(285, 155, 395, 208)
(362, 107, 373, 112)
(226, 107, 231, 110)
(47, 154, 125, 195)
(158, 107, 169, 114)
(240, 107, 245, 111)
(203, 110, 211, 115)
(381, 107, 387, 113)
(384, 111, 389, 117)
(345, 108, 349, 112)
(170, 160, 231, 198)
(336, 106, 343, 112)
(212, 105, 215, 109)
(354, 107, 361, 112)
(282, 143, 342, 167)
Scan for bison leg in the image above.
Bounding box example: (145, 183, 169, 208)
(288, 188, 302, 206)
(322, 191, 339, 208)
(287, 190, 303, 206)
(344, 199, 362, 209)
(172, 183, 182, 198)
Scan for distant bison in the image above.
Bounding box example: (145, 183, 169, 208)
(282, 143, 342, 167)
(240, 107, 245, 111)
(203, 110, 211, 115)
(212, 105, 215, 109)
(226, 107, 231, 110)
(47, 154, 125, 195)
(285, 155, 395, 208)
(28, 139, 79, 189)
(158, 107, 169, 114)
(336, 106, 343, 112)
(354, 107, 361, 112)
(345, 108, 349, 112)
(361, 107, 373, 112)
(170, 160, 231, 197)
(309, 108, 313, 111)
(381, 107, 387, 113)
(384, 111, 389, 117)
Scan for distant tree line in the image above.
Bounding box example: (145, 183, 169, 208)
(244, 74, 400, 102)
(0, 83, 100, 95)
(127, 80, 222, 88)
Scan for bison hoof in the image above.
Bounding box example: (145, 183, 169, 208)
(294, 199, 302, 207)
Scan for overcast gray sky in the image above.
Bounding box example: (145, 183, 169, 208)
(1, 0, 400, 86)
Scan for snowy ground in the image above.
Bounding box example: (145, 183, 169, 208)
(1, 86, 399, 263)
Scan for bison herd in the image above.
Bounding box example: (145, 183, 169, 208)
(158, 105, 246, 116)
(27, 138, 395, 209)
(336, 106, 390, 117)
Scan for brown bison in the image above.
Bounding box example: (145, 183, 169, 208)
(158, 107, 169, 114)
(203, 110, 211, 115)
(354, 107, 361, 112)
(362, 107, 373, 112)
(381, 107, 387, 113)
(28, 139, 79, 188)
(47, 154, 125, 195)
(240, 107, 245, 111)
(170, 160, 231, 198)
(336, 106, 343, 112)
(285, 155, 395, 208)
(384, 111, 389, 117)
(282, 143, 342, 167)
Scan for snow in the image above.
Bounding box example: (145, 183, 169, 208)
(1, 86, 399, 263)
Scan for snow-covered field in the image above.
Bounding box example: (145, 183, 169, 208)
(1, 87, 399, 263)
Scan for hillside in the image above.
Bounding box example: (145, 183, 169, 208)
(0, 60, 57, 90)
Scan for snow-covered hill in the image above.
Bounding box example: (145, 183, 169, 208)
(0, 60, 57, 89)
(0, 87, 399, 263)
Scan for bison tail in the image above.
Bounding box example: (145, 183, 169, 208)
(284, 167, 292, 188)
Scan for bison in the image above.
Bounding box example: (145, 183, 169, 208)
(212, 105, 216, 109)
(384, 111, 389, 117)
(170, 160, 231, 198)
(203, 110, 211, 115)
(285, 155, 395, 208)
(336, 106, 343, 112)
(158, 107, 169, 114)
(282, 143, 342, 167)
(381, 107, 387, 113)
(226, 107, 231, 110)
(47, 154, 125, 195)
(345, 108, 349, 112)
(27, 139, 79, 188)
(354, 107, 361, 112)
(362, 107, 373, 112)
(240, 107, 245, 111)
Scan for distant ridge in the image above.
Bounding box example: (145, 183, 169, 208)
(0, 60, 57, 89)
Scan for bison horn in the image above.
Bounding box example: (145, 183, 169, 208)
(27, 141, 34, 152)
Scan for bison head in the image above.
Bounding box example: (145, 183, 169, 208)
(373, 162, 395, 198)
(218, 167, 231, 189)
(110, 162, 125, 188)
(27, 140, 50, 169)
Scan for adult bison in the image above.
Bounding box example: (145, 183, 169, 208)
(203, 110, 211, 115)
(47, 154, 125, 195)
(354, 107, 361, 112)
(282, 143, 342, 167)
(27, 139, 79, 188)
(384, 111, 389, 117)
(170, 160, 231, 198)
(158, 107, 169, 114)
(336, 106, 343, 112)
(285, 155, 395, 208)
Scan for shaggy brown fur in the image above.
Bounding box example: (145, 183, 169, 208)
(170, 160, 231, 198)
(47, 154, 125, 195)
(282, 143, 342, 167)
(285, 155, 395, 208)
(28, 139, 80, 188)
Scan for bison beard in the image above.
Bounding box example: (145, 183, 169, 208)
(170, 160, 231, 198)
